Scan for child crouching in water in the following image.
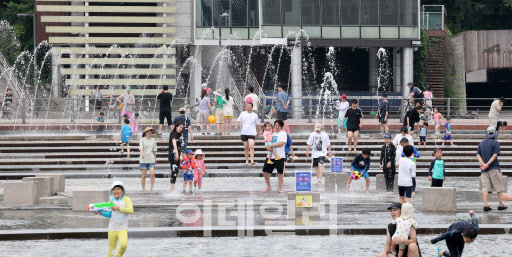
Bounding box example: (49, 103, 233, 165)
(94, 181, 133, 257)
(263, 122, 280, 164)
(193, 149, 207, 190)
(391, 203, 418, 257)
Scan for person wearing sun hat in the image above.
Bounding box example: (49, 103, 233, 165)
(192, 149, 208, 191)
(213, 88, 226, 135)
(334, 94, 349, 135)
(139, 127, 157, 191)
(116, 87, 135, 118)
(93, 180, 133, 257)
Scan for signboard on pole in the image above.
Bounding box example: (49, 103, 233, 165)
(331, 157, 343, 172)
(296, 172, 311, 191)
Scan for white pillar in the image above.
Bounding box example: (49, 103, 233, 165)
(189, 46, 202, 107)
(291, 46, 302, 119)
(369, 48, 378, 91)
(51, 50, 60, 98)
(393, 47, 401, 93)
(402, 47, 414, 98)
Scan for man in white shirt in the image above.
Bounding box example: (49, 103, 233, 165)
(306, 123, 332, 184)
(262, 120, 288, 193)
(245, 86, 260, 115)
(488, 97, 505, 127)
(235, 103, 261, 165)
(335, 94, 349, 134)
(398, 145, 416, 204)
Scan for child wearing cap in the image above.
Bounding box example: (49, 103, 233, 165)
(181, 149, 197, 193)
(391, 203, 418, 257)
(380, 133, 396, 194)
(334, 94, 349, 135)
(93, 181, 133, 257)
(193, 149, 208, 190)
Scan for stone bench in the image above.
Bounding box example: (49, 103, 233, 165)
(375, 174, 398, 192)
(325, 172, 350, 193)
(3, 181, 39, 205)
(36, 174, 65, 193)
(287, 191, 321, 218)
(23, 176, 55, 197)
(72, 190, 109, 212)
(422, 187, 457, 212)
(478, 175, 508, 193)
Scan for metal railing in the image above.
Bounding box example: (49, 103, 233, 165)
(0, 96, 509, 129)
(421, 5, 445, 31)
(227, 72, 244, 115)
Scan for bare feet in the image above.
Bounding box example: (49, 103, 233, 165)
(278, 190, 285, 194)
(250, 162, 256, 165)
(348, 148, 352, 152)
(263, 188, 272, 192)
(412, 192, 416, 196)
(385, 191, 393, 195)
(353, 149, 357, 153)
(366, 191, 371, 195)
(151, 188, 155, 191)
(345, 190, 349, 193)
(244, 161, 249, 165)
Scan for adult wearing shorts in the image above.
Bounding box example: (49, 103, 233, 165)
(235, 103, 261, 165)
(343, 99, 363, 152)
(91, 87, 109, 118)
(116, 87, 135, 118)
(276, 84, 290, 132)
(477, 127, 507, 211)
(197, 87, 213, 135)
(262, 120, 287, 193)
(377, 202, 421, 257)
(157, 85, 173, 134)
(488, 97, 504, 128)
(306, 123, 332, 184)
(139, 127, 157, 191)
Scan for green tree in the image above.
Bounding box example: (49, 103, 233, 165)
(0, 0, 34, 52)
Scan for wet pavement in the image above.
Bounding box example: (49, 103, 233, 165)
(0, 234, 510, 257)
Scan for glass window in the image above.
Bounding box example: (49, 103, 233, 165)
(302, 0, 320, 25)
(360, 0, 378, 25)
(282, 0, 301, 25)
(322, 0, 340, 25)
(341, 0, 359, 25)
(248, 0, 259, 27)
(263, 0, 281, 25)
(400, 0, 418, 26)
(197, 0, 213, 27)
(380, 0, 399, 25)
(213, 0, 230, 26)
(230, 0, 247, 26)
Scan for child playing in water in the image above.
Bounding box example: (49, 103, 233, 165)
(118, 118, 133, 158)
(419, 122, 428, 148)
(263, 122, 279, 164)
(433, 108, 447, 139)
(345, 148, 371, 195)
(193, 149, 207, 191)
(94, 181, 133, 257)
(443, 117, 455, 146)
(181, 149, 197, 193)
(130, 113, 139, 135)
(497, 121, 507, 135)
(97, 112, 105, 132)
(391, 203, 418, 257)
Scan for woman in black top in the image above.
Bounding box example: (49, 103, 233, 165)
(169, 122, 183, 192)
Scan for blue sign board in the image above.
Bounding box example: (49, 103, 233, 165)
(331, 157, 343, 172)
(296, 172, 311, 191)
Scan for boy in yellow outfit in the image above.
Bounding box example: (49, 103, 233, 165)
(94, 181, 133, 257)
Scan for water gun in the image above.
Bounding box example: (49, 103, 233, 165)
(88, 201, 115, 212)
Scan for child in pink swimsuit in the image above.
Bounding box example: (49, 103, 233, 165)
(130, 113, 139, 135)
(193, 150, 207, 191)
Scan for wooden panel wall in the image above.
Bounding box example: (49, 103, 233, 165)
(35, 1, 69, 45)
(463, 30, 512, 73)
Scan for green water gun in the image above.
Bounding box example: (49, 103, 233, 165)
(88, 201, 115, 212)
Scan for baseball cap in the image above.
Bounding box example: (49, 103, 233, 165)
(487, 126, 496, 135)
(340, 94, 347, 99)
(384, 133, 392, 139)
(126, 87, 131, 90)
(387, 202, 402, 210)
(185, 149, 194, 155)
(315, 123, 322, 131)
(179, 107, 186, 112)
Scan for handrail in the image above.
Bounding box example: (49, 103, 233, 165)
(0, 51, 26, 99)
(227, 72, 244, 114)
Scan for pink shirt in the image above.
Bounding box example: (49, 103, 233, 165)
(263, 130, 273, 142)
(424, 91, 433, 99)
(193, 159, 207, 174)
(131, 117, 138, 132)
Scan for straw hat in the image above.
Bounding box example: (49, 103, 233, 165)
(195, 149, 205, 156)
(213, 88, 223, 97)
(142, 127, 156, 137)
